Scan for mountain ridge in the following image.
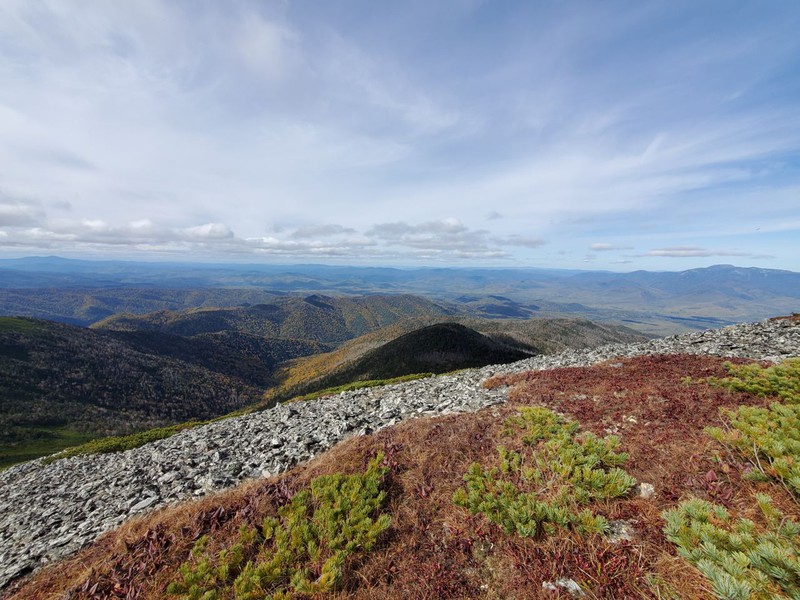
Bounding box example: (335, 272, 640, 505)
(1, 261, 797, 334)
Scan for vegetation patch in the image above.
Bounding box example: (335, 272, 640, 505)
(0, 317, 45, 335)
(704, 359, 800, 497)
(706, 359, 800, 404)
(280, 373, 433, 404)
(42, 421, 208, 464)
(0, 426, 96, 470)
(168, 454, 391, 599)
(453, 407, 636, 538)
(663, 494, 800, 599)
(662, 359, 800, 598)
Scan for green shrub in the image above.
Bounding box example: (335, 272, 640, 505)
(706, 404, 800, 496)
(707, 359, 800, 404)
(453, 407, 636, 538)
(705, 359, 800, 497)
(282, 373, 433, 404)
(663, 494, 800, 599)
(43, 421, 206, 464)
(168, 454, 391, 599)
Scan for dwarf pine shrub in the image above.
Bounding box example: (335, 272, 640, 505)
(168, 454, 391, 599)
(663, 494, 800, 599)
(704, 359, 800, 497)
(453, 407, 636, 538)
(707, 359, 800, 404)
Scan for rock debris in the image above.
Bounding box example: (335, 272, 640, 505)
(0, 317, 797, 588)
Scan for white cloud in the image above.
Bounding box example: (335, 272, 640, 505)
(365, 219, 499, 256)
(0, 196, 45, 227)
(180, 223, 234, 240)
(289, 224, 356, 239)
(0, 2, 797, 269)
(498, 235, 546, 248)
(235, 16, 297, 81)
(591, 243, 632, 251)
(643, 246, 758, 258)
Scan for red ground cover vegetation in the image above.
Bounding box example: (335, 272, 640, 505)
(4, 354, 795, 599)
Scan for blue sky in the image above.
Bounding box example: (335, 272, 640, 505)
(0, 1, 798, 270)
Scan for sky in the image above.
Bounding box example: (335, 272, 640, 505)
(0, 1, 799, 271)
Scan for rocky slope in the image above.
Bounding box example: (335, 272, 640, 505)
(0, 317, 798, 589)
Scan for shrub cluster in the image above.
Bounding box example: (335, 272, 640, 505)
(168, 454, 391, 599)
(663, 494, 800, 599)
(702, 359, 800, 497)
(453, 407, 636, 538)
(706, 359, 800, 404)
(665, 358, 800, 599)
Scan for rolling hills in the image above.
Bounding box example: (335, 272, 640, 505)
(1, 259, 798, 334)
(93, 294, 457, 343)
(273, 316, 648, 399)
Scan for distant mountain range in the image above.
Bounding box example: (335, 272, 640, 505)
(0, 258, 797, 334)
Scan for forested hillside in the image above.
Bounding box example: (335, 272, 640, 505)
(0, 318, 268, 466)
(94, 294, 456, 343)
(273, 316, 648, 399)
(292, 323, 531, 390)
(0, 288, 284, 326)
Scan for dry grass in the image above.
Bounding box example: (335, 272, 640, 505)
(3, 354, 797, 599)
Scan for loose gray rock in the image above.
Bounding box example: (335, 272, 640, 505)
(543, 578, 586, 597)
(0, 317, 797, 589)
(637, 482, 656, 500)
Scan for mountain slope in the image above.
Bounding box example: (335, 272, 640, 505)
(0, 288, 285, 326)
(299, 322, 532, 390)
(105, 330, 330, 388)
(6, 352, 798, 599)
(274, 316, 649, 398)
(0, 318, 268, 466)
(93, 294, 457, 343)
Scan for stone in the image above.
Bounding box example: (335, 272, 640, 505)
(542, 578, 586, 597)
(637, 482, 655, 499)
(0, 317, 797, 589)
(130, 497, 158, 512)
(607, 520, 636, 543)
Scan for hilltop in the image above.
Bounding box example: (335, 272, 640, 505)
(273, 317, 646, 400)
(1, 316, 797, 598)
(290, 322, 533, 389)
